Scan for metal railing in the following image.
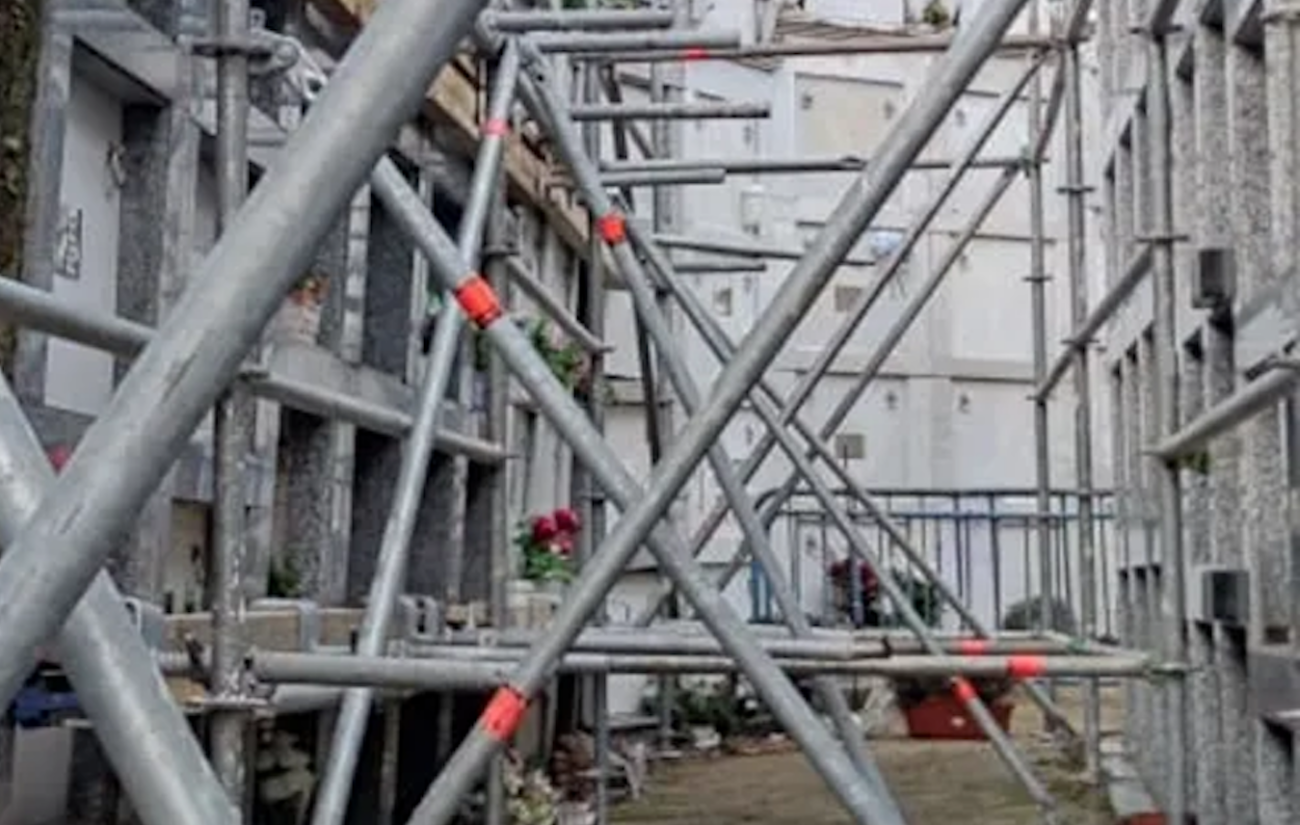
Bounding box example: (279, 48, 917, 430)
(753, 487, 1118, 640)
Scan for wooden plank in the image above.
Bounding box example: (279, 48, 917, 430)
(309, 0, 591, 252)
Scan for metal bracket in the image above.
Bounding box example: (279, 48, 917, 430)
(1260, 354, 1300, 372)
(1128, 22, 1186, 37)
(250, 597, 321, 651)
(397, 595, 444, 644)
(238, 360, 271, 380)
(1261, 5, 1300, 25)
(186, 694, 271, 713)
(481, 242, 518, 259)
(122, 597, 166, 649)
(1134, 232, 1190, 245)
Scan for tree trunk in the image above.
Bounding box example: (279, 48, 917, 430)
(0, 0, 43, 378)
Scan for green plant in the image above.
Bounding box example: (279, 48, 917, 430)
(673, 682, 741, 737)
(527, 319, 588, 392)
(1000, 595, 1077, 635)
(288, 270, 327, 305)
(502, 749, 561, 825)
(830, 563, 944, 628)
(267, 556, 303, 599)
(921, 0, 951, 26)
(1177, 450, 1211, 475)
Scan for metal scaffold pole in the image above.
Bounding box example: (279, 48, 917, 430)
(578, 54, 612, 825)
(1147, 25, 1190, 825)
(618, 50, 1077, 737)
(0, 0, 490, 721)
(0, 385, 237, 825)
(522, 59, 907, 815)
(310, 39, 522, 825)
(1061, 30, 1102, 778)
(647, 0, 684, 756)
(375, 3, 1038, 820)
(1026, 7, 1057, 724)
(370, 157, 882, 825)
(210, 0, 253, 804)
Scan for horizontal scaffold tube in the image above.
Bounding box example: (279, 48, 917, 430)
(251, 650, 1160, 690)
(435, 627, 1117, 658)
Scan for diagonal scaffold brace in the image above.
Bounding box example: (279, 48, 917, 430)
(369, 142, 883, 825)
(376, 1, 1035, 820)
(631, 48, 1079, 741)
(0, 385, 238, 825)
(0, 0, 491, 725)
(309, 39, 524, 825)
(516, 46, 907, 821)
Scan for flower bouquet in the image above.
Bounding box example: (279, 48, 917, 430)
(515, 507, 582, 583)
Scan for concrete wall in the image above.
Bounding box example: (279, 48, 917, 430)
(1096, 0, 1300, 820)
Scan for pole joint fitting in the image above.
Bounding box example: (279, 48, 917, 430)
(1055, 184, 1096, 195)
(1129, 22, 1184, 38)
(1258, 354, 1300, 373)
(1134, 232, 1188, 246)
(1147, 660, 1192, 680)
(1260, 5, 1300, 25)
(187, 32, 299, 77)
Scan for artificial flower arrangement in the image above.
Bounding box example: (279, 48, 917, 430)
(515, 507, 582, 583)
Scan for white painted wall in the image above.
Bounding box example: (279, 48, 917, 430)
(46, 73, 123, 417)
(599, 0, 1117, 713)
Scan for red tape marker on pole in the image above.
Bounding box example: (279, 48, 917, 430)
(957, 639, 990, 656)
(453, 275, 504, 328)
(482, 687, 529, 742)
(596, 212, 627, 245)
(1007, 655, 1047, 680)
(951, 677, 978, 703)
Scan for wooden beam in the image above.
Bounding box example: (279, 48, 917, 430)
(309, 0, 591, 253)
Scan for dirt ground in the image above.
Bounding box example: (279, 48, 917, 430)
(614, 685, 1124, 825)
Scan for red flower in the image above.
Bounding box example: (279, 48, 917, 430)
(553, 507, 581, 534)
(48, 445, 71, 472)
(531, 515, 559, 542)
(553, 533, 575, 556)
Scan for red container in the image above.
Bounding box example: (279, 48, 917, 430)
(902, 695, 1014, 741)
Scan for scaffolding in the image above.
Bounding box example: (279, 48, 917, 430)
(10, 0, 1280, 822)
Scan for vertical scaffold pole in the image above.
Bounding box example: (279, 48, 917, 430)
(1147, 27, 1189, 825)
(310, 40, 522, 825)
(386, 2, 1039, 818)
(1027, 11, 1057, 724)
(210, 0, 253, 804)
(520, 62, 906, 816)
(0, 380, 238, 825)
(0, 0, 489, 732)
(1062, 32, 1102, 777)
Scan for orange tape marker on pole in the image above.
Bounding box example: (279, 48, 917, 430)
(453, 275, 503, 328)
(482, 687, 528, 742)
(951, 678, 978, 703)
(1007, 655, 1047, 680)
(596, 212, 627, 245)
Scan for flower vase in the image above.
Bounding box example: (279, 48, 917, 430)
(270, 293, 322, 346)
(507, 579, 537, 629)
(472, 371, 489, 413)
